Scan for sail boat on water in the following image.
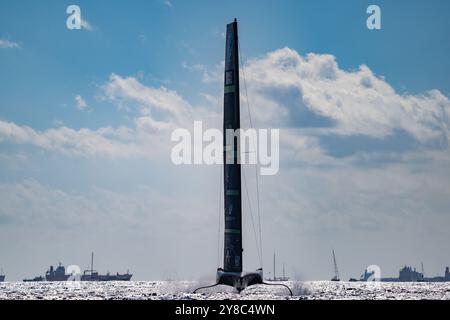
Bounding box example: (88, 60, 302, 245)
(215, 18, 262, 292)
(331, 249, 340, 281)
(194, 19, 291, 295)
(270, 253, 289, 281)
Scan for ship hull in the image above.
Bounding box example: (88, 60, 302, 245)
(45, 275, 71, 281)
(81, 274, 132, 281)
(23, 276, 45, 282)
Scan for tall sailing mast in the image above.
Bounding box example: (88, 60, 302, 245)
(273, 253, 276, 280)
(194, 19, 262, 293)
(91, 252, 94, 273)
(222, 18, 243, 274)
(194, 19, 291, 295)
(331, 249, 340, 281)
(216, 18, 263, 292)
(421, 262, 425, 281)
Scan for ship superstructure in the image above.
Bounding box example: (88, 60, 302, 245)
(45, 263, 71, 281)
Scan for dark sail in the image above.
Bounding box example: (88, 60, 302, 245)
(192, 19, 267, 294)
(223, 18, 243, 273)
(193, 19, 290, 294)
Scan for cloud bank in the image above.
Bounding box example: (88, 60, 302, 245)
(242, 48, 450, 144)
(1, 48, 450, 279)
(1, 48, 449, 161)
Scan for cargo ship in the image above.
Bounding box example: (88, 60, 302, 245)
(46, 263, 71, 281)
(24, 252, 132, 282)
(0, 268, 5, 282)
(398, 265, 424, 282)
(81, 252, 132, 281)
(353, 265, 450, 282)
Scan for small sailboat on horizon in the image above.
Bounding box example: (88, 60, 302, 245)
(331, 249, 340, 282)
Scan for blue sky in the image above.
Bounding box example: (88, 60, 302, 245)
(1, 0, 450, 281)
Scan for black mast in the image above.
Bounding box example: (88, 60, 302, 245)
(91, 252, 94, 273)
(195, 19, 289, 294)
(223, 18, 243, 273)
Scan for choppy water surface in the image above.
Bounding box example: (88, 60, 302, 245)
(1, 281, 449, 300)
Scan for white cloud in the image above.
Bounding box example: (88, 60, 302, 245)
(80, 18, 94, 31)
(0, 120, 147, 158)
(103, 73, 194, 125)
(75, 95, 88, 110)
(0, 179, 173, 228)
(280, 129, 331, 165)
(0, 38, 20, 49)
(182, 48, 450, 147)
(0, 74, 216, 160)
(182, 61, 223, 84)
(1, 48, 449, 165)
(240, 48, 450, 144)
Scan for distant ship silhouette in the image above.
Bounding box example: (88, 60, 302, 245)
(23, 252, 132, 282)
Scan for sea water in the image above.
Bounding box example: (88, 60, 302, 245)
(0, 281, 449, 300)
